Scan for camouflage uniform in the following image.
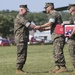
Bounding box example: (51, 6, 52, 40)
(14, 14, 29, 70)
(68, 14, 75, 68)
(49, 10, 66, 66)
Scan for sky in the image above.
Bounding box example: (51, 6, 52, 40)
(0, 0, 75, 12)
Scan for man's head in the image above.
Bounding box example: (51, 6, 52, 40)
(44, 3, 54, 13)
(19, 5, 29, 15)
(68, 4, 75, 14)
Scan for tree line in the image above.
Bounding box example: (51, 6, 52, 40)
(0, 10, 71, 38)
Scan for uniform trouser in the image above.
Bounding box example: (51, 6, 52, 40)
(53, 37, 66, 66)
(68, 39, 75, 68)
(16, 42, 28, 70)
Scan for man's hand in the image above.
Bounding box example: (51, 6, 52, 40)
(34, 26, 41, 30)
(44, 27, 51, 30)
(69, 34, 73, 38)
(62, 21, 70, 25)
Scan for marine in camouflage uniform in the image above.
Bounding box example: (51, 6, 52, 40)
(35, 3, 67, 73)
(67, 4, 75, 74)
(14, 5, 36, 74)
(48, 9, 66, 66)
(47, 4, 67, 73)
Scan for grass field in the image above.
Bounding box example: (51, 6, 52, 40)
(0, 44, 74, 75)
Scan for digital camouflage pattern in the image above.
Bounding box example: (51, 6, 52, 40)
(49, 10, 66, 66)
(69, 14, 75, 40)
(68, 14, 75, 68)
(14, 14, 29, 69)
(68, 39, 75, 68)
(69, 14, 75, 24)
(14, 14, 29, 44)
(53, 37, 65, 66)
(49, 10, 63, 40)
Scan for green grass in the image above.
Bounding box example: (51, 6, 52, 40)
(0, 44, 74, 75)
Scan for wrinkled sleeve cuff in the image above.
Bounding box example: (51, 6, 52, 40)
(49, 18, 55, 23)
(25, 22, 31, 27)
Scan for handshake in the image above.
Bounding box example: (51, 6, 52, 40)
(34, 26, 42, 32)
(30, 21, 51, 32)
(34, 25, 51, 32)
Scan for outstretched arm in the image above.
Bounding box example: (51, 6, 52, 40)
(34, 22, 53, 30)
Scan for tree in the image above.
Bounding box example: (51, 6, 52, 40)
(0, 14, 14, 38)
(0, 10, 71, 38)
(61, 11, 70, 21)
(26, 12, 47, 25)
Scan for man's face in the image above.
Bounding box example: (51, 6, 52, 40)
(19, 7, 27, 15)
(45, 6, 50, 13)
(45, 6, 52, 13)
(69, 7, 75, 14)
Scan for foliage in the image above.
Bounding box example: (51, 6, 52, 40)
(0, 14, 14, 37)
(61, 11, 71, 21)
(26, 12, 47, 24)
(0, 10, 71, 38)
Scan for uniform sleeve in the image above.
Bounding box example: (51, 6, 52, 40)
(49, 12, 62, 24)
(69, 17, 74, 24)
(49, 14, 56, 23)
(19, 16, 31, 27)
(25, 22, 31, 27)
(49, 18, 55, 23)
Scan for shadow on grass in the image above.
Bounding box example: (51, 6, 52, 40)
(28, 71, 49, 74)
(27, 70, 73, 74)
